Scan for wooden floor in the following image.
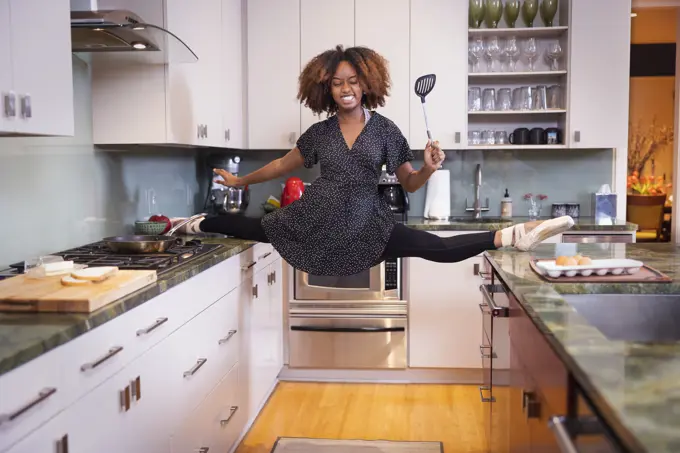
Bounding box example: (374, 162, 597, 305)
(235, 382, 486, 453)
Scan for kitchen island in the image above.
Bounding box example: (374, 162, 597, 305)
(405, 215, 637, 232)
(483, 242, 680, 453)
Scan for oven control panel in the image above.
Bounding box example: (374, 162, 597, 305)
(385, 257, 399, 291)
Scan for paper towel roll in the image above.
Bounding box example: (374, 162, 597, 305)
(424, 170, 451, 219)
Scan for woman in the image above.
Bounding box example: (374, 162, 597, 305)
(175, 45, 573, 276)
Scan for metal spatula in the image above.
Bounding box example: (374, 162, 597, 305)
(414, 74, 436, 142)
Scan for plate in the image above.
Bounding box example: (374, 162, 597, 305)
(534, 258, 644, 278)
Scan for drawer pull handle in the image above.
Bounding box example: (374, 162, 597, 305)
(259, 252, 272, 260)
(80, 346, 124, 371)
(272, 271, 276, 283)
(253, 284, 259, 298)
(136, 317, 168, 336)
(120, 386, 131, 412)
(130, 376, 141, 401)
(198, 448, 210, 453)
(478, 385, 495, 403)
(184, 358, 207, 378)
(56, 434, 69, 453)
(0, 387, 57, 426)
(241, 261, 256, 271)
(218, 329, 237, 345)
(549, 416, 578, 453)
(220, 406, 239, 427)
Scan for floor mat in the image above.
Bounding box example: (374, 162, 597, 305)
(271, 437, 443, 452)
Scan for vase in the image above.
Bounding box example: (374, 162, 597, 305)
(504, 0, 520, 27)
(469, 0, 485, 28)
(521, 0, 538, 27)
(526, 197, 542, 219)
(540, 0, 558, 26)
(484, 0, 503, 28)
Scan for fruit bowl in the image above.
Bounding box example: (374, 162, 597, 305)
(135, 221, 168, 235)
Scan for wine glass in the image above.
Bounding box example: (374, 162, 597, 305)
(503, 36, 521, 72)
(522, 37, 538, 71)
(471, 37, 486, 72)
(468, 40, 478, 72)
(485, 36, 503, 72)
(545, 41, 563, 71)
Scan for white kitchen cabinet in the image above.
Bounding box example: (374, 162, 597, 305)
(410, 0, 467, 149)
(91, 0, 244, 147)
(222, 0, 245, 148)
(355, 0, 410, 143)
(408, 232, 485, 369)
(0, 0, 73, 136)
(567, 0, 631, 148)
(246, 0, 300, 150)
(300, 0, 355, 135)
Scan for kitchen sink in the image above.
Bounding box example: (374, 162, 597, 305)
(561, 293, 680, 343)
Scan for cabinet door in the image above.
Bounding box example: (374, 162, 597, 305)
(408, 232, 484, 368)
(410, 0, 467, 149)
(0, 0, 13, 133)
(568, 0, 631, 148)
(300, 0, 354, 134)
(247, 0, 300, 149)
(355, 0, 410, 143)
(247, 268, 273, 418)
(10, 0, 73, 136)
(265, 259, 284, 382)
(166, 0, 223, 146)
(221, 0, 244, 149)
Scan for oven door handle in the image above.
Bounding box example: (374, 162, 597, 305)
(480, 284, 509, 318)
(291, 326, 405, 333)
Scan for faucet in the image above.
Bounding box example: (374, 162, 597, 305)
(465, 164, 489, 219)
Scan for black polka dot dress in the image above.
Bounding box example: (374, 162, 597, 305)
(261, 111, 414, 276)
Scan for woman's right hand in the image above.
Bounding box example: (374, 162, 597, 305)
(213, 168, 243, 187)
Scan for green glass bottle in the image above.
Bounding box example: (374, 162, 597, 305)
(469, 0, 485, 28)
(504, 0, 520, 27)
(484, 0, 503, 28)
(540, 0, 558, 27)
(521, 0, 538, 27)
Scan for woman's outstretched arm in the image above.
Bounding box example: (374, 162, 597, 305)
(395, 140, 444, 192)
(214, 147, 305, 187)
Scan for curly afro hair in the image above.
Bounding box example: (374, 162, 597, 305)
(297, 45, 391, 116)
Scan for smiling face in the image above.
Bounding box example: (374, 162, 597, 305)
(330, 60, 364, 113)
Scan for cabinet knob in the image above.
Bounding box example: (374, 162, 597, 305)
(573, 130, 581, 142)
(3, 92, 16, 118)
(56, 434, 69, 453)
(20, 94, 31, 119)
(252, 284, 259, 298)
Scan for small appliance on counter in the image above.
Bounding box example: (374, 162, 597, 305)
(378, 165, 409, 222)
(424, 169, 450, 219)
(592, 184, 617, 224)
(207, 156, 249, 215)
(552, 203, 580, 218)
(281, 177, 306, 207)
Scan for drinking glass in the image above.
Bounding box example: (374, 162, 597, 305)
(482, 130, 496, 145)
(468, 130, 482, 145)
(468, 87, 482, 111)
(497, 88, 512, 111)
(547, 84, 563, 109)
(482, 88, 496, 111)
(546, 41, 563, 71)
(470, 37, 486, 72)
(532, 85, 547, 110)
(485, 36, 503, 72)
(503, 36, 521, 72)
(495, 130, 509, 144)
(512, 87, 523, 110)
(523, 38, 538, 71)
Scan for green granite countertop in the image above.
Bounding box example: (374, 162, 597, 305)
(0, 236, 256, 377)
(406, 216, 637, 231)
(484, 243, 680, 453)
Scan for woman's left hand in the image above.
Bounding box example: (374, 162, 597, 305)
(423, 140, 445, 172)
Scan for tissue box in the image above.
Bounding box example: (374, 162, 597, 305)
(592, 192, 617, 222)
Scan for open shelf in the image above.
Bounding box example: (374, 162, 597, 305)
(468, 109, 567, 115)
(469, 70, 567, 80)
(465, 144, 567, 150)
(468, 26, 568, 38)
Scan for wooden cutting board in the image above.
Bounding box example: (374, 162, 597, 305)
(0, 270, 157, 313)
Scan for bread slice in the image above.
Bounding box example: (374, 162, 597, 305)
(61, 275, 92, 286)
(71, 266, 119, 282)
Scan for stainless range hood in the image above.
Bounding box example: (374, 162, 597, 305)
(70, 1, 198, 64)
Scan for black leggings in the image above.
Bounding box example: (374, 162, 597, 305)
(199, 215, 497, 263)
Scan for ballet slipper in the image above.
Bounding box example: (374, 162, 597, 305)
(169, 216, 204, 234)
(500, 216, 574, 251)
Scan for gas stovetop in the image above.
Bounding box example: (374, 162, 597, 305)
(0, 240, 223, 280)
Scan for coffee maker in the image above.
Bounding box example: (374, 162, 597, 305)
(378, 165, 409, 222)
(205, 156, 250, 215)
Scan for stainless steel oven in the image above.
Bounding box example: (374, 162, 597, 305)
(294, 257, 401, 301)
(288, 304, 407, 369)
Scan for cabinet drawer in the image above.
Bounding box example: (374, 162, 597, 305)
(509, 295, 568, 416)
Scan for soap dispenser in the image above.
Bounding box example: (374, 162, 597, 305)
(501, 188, 512, 219)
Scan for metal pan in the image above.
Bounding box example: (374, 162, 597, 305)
(103, 214, 206, 254)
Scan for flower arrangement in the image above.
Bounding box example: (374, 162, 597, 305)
(523, 193, 547, 219)
(627, 171, 671, 196)
(628, 118, 673, 176)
